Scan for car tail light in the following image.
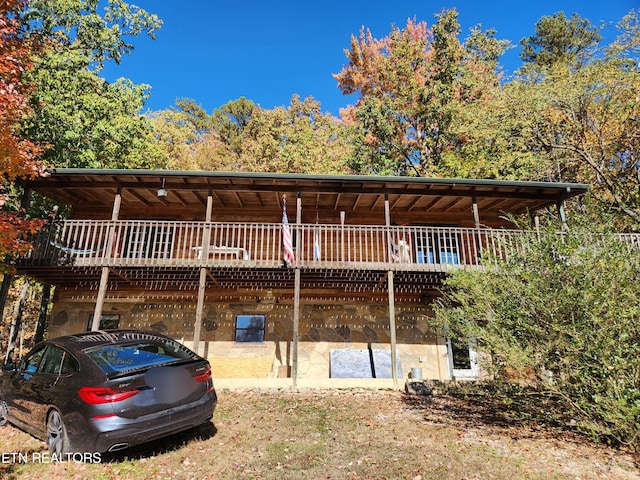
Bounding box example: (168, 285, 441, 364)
(78, 386, 139, 404)
(193, 366, 211, 383)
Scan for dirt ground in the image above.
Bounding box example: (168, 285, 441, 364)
(1, 388, 638, 480)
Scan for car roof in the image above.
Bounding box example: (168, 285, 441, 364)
(47, 330, 173, 354)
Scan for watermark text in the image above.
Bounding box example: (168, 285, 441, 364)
(1, 452, 102, 464)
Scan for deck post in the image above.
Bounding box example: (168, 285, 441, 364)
(384, 195, 399, 389)
(472, 196, 480, 228)
(193, 191, 213, 356)
(91, 188, 121, 331)
(292, 193, 302, 387)
(292, 268, 300, 387)
(387, 271, 398, 389)
(472, 196, 483, 262)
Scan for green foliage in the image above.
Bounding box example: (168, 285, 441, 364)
(434, 216, 640, 449)
(17, 0, 165, 169)
(152, 95, 354, 174)
(505, 53, 640, 224)
(20, 0, 162, 67)
(520, 12, 602, 69)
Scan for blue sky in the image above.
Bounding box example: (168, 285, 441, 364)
(101, 0, 637, 117)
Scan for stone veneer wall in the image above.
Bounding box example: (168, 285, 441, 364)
(48, 295, 450, 381)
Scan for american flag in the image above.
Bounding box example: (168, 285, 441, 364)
(282, 201, 295, 265)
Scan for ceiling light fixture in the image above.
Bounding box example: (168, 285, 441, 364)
(157, 178, 168, 198)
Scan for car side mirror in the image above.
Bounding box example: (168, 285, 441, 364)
(2, 363, 16, 372)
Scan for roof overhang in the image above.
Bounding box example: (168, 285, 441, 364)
(22, 169, 589, 214)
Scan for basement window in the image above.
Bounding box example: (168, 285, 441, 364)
(86, 314, 120, 331)
(235, 314, 266, 343)
(446, 337, 479, 379)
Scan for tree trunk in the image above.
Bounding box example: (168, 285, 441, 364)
(34, 283, 51, 344)
(5, 281, 28, 364)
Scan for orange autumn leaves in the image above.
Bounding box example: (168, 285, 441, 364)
(0, 0, 45, 259)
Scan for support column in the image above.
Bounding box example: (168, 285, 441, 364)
(92, 188, 122, 331)
(292, 193, 302, 387)
(384, 195, 399, 389)
(193, 191, 213, 356)
(292, 268, 301, 387)
(387, 271, 398, 389)
(471, 196, 480, 228)
(472, 196, 483, 262)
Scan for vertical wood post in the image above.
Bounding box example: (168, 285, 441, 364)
(384, 194, 399, 389)
(472, 196, 483, 262)
(471, 196, 480, 229)
(92, 188, 121, 331)
(193, 191, 213, 356)
(292, 193, 302, 387)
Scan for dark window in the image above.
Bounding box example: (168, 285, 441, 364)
(39, 346, 65, 374)
(121, 222, 174, 259)
(84, 340, 196, 375)
(87, 314, 120, 331)
(451, 340, 472, 370)
(60, 352, 80, 374)
(235, 315, 266, 343)
(21, 345, 47, 373)
(415, 227, 460, 265)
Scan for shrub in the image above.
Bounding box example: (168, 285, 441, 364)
(434, 216, 640, 450)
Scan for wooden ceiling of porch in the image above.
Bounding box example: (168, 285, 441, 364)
(23, 169, 589, 227)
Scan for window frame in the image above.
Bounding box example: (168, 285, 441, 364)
(86, 314, 120, 331)
(234, 314, 267, 344)
(414, 224, 461, 265)
(445, 337, 479, 380)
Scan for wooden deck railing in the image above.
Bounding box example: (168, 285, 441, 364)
(18, 220, 640, 272)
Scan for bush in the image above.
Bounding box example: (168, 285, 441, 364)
(434, 216, 640, 450)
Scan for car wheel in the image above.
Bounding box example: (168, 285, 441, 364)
(46, 410, 70, 455)
(0, 400, 8, 427)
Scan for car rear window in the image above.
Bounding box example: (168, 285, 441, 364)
(84, 341, 196, 375)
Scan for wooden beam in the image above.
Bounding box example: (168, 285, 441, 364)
(292, 193, 302, 387)
(387, 271, 398, 390)
(193, 191, 213, 356)
(384, 195, 399, 389)
(92, 188, 121, 331)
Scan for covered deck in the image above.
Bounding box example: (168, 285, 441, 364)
(15, 169, 591, 387)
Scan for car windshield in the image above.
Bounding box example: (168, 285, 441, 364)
(84, 341, 196, 375)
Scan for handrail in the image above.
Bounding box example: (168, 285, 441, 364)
(18, 219, 640, 272)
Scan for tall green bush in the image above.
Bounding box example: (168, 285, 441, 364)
(434, 216, 640, 450)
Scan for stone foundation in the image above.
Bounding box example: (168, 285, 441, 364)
(49, 291, 451, 381)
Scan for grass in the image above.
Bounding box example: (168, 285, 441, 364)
(1, 388, 638, 480)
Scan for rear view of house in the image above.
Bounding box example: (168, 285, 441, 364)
(14, 169, 588, 388)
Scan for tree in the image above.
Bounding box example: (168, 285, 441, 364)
(520, 12, 602, 69)
(434, 216, 640, 450)
(0, 0, 45, 261)
(17, 0, 165, 169)
(505, 10, 640, 226)
(237, 95, 353, 174)
(157, 96, 354, 174)
(334, 10, 511, 177)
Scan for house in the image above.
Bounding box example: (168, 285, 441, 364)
(14, 169, 589, 389)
